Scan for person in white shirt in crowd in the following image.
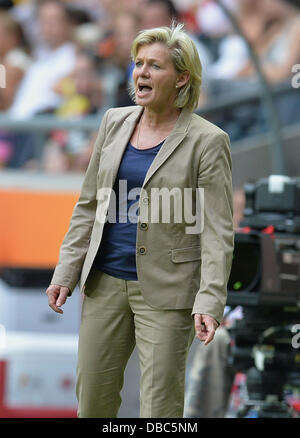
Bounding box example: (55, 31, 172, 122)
(0, 10, 32, 112)
(196, 0, 249, 82)
(9, 0, 77, 119)
(0, 10, 32, 168)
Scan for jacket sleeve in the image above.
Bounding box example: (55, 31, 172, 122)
(192, 132, 234, 324)
(50, 109, 110, 294)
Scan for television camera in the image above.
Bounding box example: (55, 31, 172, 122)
(227, 175, 300, 417)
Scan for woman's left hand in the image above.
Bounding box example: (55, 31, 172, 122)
(194, 313, 219, 346)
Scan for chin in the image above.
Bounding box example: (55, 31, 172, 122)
(136, 98, 151, 107)
(135, 97, 145, 105)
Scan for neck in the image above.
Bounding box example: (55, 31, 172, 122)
(143, 106, 181, 129)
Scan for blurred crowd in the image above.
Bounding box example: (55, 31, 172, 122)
(0, 0, 299, 172)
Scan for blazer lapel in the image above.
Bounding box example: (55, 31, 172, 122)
(110, 106, 143, 188)
(143, 107, 192, 188)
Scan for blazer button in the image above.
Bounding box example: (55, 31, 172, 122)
(138, 246, 146, 255)
(142, 197, 150, 204)
(140, 222, 148, 230)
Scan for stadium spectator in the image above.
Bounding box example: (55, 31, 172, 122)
(206, 0, 300, 89)
(12, 0, 100, 56)
(9, 0, 77, 119)
(202, 0, 300, 140)
(42, 51, 103, 173)
(0, 10, 32, 168)
(205, 0, 262, 82)
(5, 0, 78, 169)
(237, 0, 300, 84)
(0, 10, 31, 111)
(108, 9, 141, 107)
(96, 0, 144, 37)
(195, 0, 237, 38)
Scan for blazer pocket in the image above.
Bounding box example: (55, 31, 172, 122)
(171, 245, 201, 263)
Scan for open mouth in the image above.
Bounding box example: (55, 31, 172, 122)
(137, 84, 152, 97)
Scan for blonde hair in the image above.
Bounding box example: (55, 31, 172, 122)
(130, 22, 202, 111)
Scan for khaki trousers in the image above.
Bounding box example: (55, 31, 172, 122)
(76, 268, 195, 418)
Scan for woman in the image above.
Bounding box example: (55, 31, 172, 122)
(46, 23, 234, 418)
(0, 11, 32, 167)
(0, 10, 31, 111)
(236, 0, 300, 84)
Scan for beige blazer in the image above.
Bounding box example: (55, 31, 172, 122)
(51, 105, 234, 324)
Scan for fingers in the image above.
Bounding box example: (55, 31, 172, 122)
(194, 314, 209, 343)
(203, 322, 215, 346)
(56, 287, 69, 308)
(46, 284, 70, 314)
(194, 313, 203, 338)
(194, 313, 218, 346)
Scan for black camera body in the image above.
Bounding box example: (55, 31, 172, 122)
(228, 175, 300, 307)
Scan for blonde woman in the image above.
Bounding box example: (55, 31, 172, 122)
(46, 23, 234, 418)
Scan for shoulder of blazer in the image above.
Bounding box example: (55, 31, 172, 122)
(187, 113, 231, 159)
(105, 105, 142, 128)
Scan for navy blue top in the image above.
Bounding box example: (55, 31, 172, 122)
(93, 140, 164, 280)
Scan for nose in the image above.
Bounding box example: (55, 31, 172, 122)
(139, 63, 150, 77)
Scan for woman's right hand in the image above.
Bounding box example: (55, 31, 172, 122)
(46, 284, 70, 314)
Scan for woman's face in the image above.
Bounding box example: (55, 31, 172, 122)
(132, 42, 180, 112)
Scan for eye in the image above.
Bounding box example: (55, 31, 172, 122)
(135, 61, 142, 67)
(153, 64, 160, 70)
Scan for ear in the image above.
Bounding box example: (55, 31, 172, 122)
(176, 71, 190, 89)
